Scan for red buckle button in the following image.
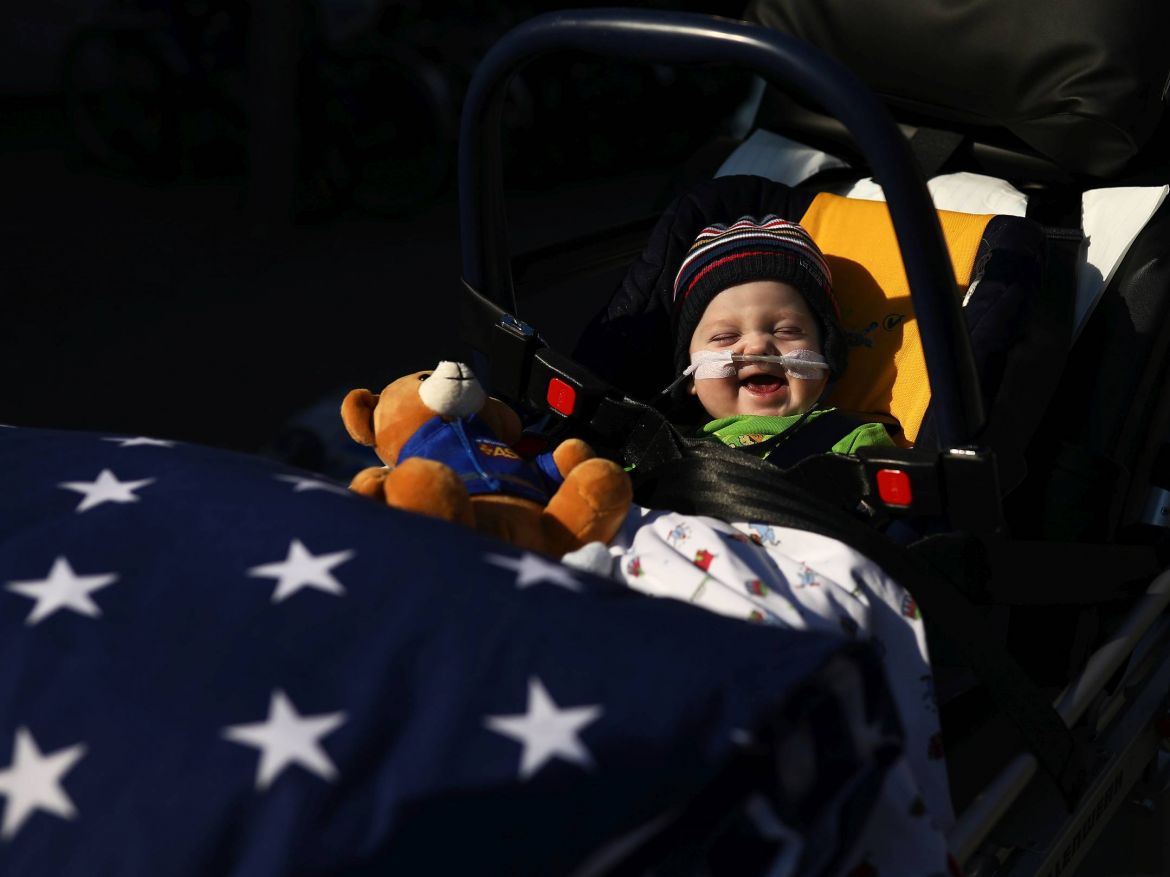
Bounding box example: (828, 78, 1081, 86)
(546, 378, 577, 415)
(876, 468, 913, 507)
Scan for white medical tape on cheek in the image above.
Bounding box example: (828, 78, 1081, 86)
(688, 350, 738, 379)
(774, 349, 830, 381)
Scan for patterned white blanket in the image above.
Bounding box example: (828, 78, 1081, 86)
(572, 507, 957, 874)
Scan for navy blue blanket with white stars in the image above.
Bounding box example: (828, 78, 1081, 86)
(0, 425, 908, 876)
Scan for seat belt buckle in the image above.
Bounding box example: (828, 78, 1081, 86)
(528, 348, 610, 421)
(859, 447, 944, 515)
(489, 314, 542, 403)
(857, 446, 1003, 531)
(940, 447, 1003, 532)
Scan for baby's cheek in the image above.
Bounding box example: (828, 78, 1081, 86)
(800, 375, 830, 399)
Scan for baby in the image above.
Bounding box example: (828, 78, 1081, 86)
(668, 215, 893, 463)
(571, 216, 954, 842)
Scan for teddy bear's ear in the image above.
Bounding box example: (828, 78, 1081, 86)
(341, 389, 379, 446)
(479, 397, 523, 445)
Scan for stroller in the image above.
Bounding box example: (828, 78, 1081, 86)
(3, 4, 1169, 876)
(456, 5, 1170, 876)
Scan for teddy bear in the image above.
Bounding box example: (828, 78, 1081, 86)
(340, 361, 633, 557)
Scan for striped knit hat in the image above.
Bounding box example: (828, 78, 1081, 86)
(671, 215, 846, 380)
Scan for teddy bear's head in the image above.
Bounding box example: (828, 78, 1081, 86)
(341, 361, 523, 466)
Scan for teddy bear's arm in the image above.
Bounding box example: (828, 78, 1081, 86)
(341, 388, 380, 446)
(542, 457, 633, 556)
(349, 465, 391, 498)
(550, 437, 597, 476)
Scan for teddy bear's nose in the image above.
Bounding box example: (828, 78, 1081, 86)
(434, 361, 473, 381)
(420, 361, 486, 417)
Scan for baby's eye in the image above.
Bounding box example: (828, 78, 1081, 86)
(709, 333, 738, 345)
(774, 326, 805, 338)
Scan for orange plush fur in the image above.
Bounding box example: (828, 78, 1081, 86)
(341, 363, 632, 557)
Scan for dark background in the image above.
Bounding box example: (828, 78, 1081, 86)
(0, 0, 751, 467)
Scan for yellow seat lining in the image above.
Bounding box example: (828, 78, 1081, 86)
(799, 192, 994, 443)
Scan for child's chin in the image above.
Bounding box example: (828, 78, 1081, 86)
(757, 405, 797, 417)
(739, 390, 795, 416)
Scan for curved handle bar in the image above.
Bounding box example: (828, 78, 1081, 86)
(459, 8, 984, 448)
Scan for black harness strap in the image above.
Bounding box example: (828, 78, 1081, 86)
(633, 444, 1090, 806)
(617, 403, 690, 471)
(754, 409, 869, 469)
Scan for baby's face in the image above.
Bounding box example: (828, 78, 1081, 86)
(687, 280, 829, 419)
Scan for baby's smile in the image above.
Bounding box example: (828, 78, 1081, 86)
(737, 366, 789, 401)
(741, 370, 787, 392)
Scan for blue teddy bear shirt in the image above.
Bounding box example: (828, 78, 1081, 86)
(397, 415, 563, 504)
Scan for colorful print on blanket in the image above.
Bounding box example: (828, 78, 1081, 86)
(610, 508, 954, 865)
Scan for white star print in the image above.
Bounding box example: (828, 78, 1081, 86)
(102, 436, 176, 448)
(485, 552, 582, 591)
(273, 474, 351, 496)
(222, 690, 346, 790)
(485, 677, 602, 779)
(247, 539, 354, 602)
(5, 557, 118, 625)
(58, 469, 155, 513)
(0, 727, 87, 840)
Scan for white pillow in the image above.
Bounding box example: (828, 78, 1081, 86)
(716, 130, 1168, 337)
(715, 128, 849, 185)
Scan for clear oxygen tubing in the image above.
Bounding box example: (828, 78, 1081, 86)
(659, 349, 829, 396)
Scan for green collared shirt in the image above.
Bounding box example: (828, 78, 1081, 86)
(698, 409, 895, 458)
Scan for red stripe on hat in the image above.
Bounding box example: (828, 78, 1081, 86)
(678, 250, 785, 304)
